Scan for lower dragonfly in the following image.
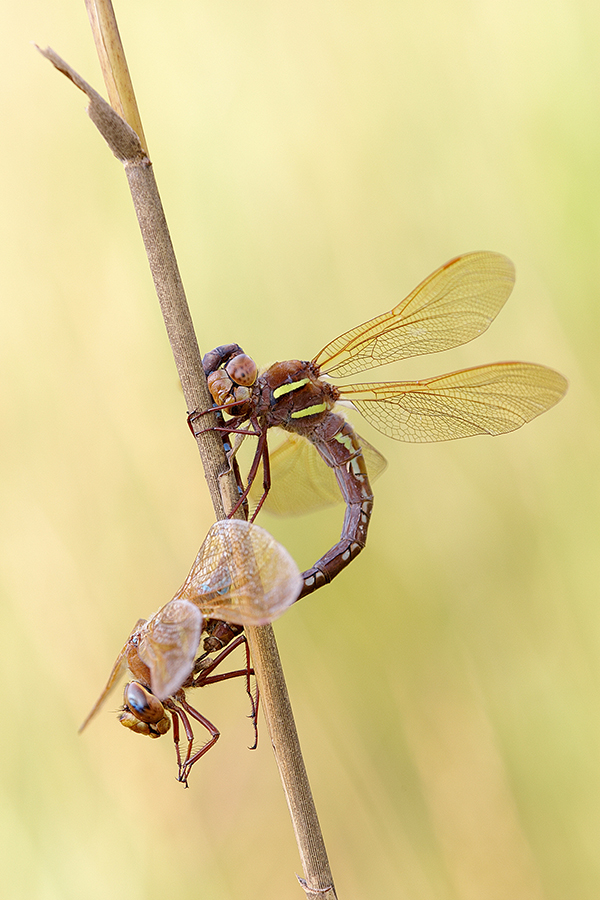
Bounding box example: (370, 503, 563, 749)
(193, 252, 567, 597)
(81, 519, 302, 785)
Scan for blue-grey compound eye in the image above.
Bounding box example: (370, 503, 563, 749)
(124, 682, 166, 724)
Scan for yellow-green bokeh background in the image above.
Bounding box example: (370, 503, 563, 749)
(2, 2, 597, 898)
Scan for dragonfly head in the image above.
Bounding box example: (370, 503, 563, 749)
(119, 682, 171, 738)
(207, 368, 253, 416)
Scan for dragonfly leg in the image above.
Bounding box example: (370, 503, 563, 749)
(248, 431, 271, 522)
(190, 427, 248, 477)
(226, 421, 269, 519)
(196, 667, 259, 750)
(222, 430, 247, 474)
(188, 418, 257, 439)
(187, 403, 259, 517)
(186, 395, 250, 441)
(194, 634, 259, 750)
(192, 633, 248, 680)
(244, 636, 260, 749)
(169, 697, 220, 787)
(169, 706, 183, 769)
(165, 702, 196, 787)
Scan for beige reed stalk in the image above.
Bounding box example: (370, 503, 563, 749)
(39, 3, 338, 896)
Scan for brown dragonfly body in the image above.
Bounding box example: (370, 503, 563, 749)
(117, 628, 256, 786)
(203, 347, 372, 596)
(81, 519, 302, 785)
(197, 252, 567, 596)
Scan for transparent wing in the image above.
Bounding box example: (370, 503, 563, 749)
(339, 363, 568, 442)
(175, 520, 302, 626)
(313, 252, 515, 377)
(137, 599, 203, 700)
(79, 618, 147, 732)
(248, 428, 387, 516)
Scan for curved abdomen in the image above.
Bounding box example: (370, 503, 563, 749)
(299, 414, 373, 597)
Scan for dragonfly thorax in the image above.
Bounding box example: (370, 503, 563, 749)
(125, 630, 153, 687)
(257, 359, 340, 433)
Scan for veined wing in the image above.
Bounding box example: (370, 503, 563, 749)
(174, 519, 302, 626)
(248, 428, 387, 516)
(339, 363, 568, 442)
(137, 599, 204, 700)
(313, 252, 515, 377)
(79, 618, 147, 732)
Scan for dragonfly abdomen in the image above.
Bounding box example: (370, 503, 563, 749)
(300, 414, 374, 597)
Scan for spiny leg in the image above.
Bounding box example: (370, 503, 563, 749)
(243, 634, 259, 749)
(166, 704, 193, 785)
(176, 697, 220, 785)
(188, 402, 271, 521)
(248, 430, 271, 523)
(226, 421, 269, 519)
(194, 634, 259, 750)
(187, 407, 256, 516)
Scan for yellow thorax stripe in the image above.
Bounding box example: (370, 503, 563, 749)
(291, 402, 328, 419)
(272, 377, 310, 399)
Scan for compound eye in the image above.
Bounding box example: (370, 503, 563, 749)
(225, 354, 257, 387)
(124, 682, 166, 725)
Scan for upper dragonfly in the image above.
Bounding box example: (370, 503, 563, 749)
(80, 519, 302, 784)
(195, 252, 567, 597)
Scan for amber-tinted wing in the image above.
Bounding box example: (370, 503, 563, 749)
(79, 618, 147, 732)
(338, 363, 567, 442)
(313, 252, 515, 377)
(174, 520, 302, 626)
(136, 599, 204, 700)
(248, 428, 387, 516)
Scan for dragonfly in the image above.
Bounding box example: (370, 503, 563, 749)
(80, 519, 303, 785)
(194, 251, 567, 597)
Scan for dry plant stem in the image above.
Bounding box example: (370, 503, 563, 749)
(122, 162, 239, 518)
(40, 39, 338, 900)
(37, 48, 235, 518)
(245, 626, 337, 900)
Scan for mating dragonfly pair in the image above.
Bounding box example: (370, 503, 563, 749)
(83, 251, 567, 784)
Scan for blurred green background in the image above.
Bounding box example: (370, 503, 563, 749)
(1, 1, 596, 898)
